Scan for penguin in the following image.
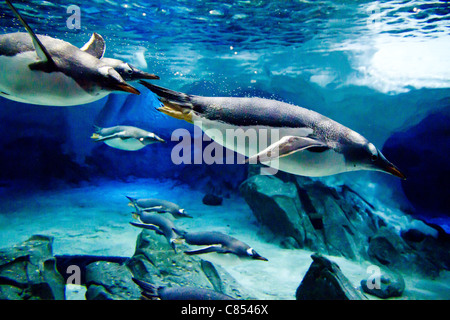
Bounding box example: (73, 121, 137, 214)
(132, 278, 235, 300)
(126, 196, 192, 218)
(91, 125, 165, 151)
(130, 210, 181, 252)
(173, 229, 268, 262)
(79, 32, 160, 81)
(0, 0, 140, 106)
(139, 81, 406, 179)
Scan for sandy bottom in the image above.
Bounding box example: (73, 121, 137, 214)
(0, 178, 448, 300)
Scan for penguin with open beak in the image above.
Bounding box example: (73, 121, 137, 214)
(139, 81, 406, 180)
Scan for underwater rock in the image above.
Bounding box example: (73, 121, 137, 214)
(400, 227, 450, 272)
(202, 193, 223, 206)
(360, 267, 405, 299)
(85, 261, 141, 300)
(0, 235, 65, 300)
(382, 107, 450, 218)
(400, 228, 428, 242)
(55, 255, 128, 285)
(367, 227, 441, 278)
(126, 230, 253, 300)
(239, 174, 383, 260)
(295, 253, 367, 300)
(239, 174, 327, 253)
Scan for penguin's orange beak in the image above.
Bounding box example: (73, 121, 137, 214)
(138, 71, 160, 80)
(377, 152, 406, 180)
(115, 83, 141, 95)
(382, 163, 406, 180)
(253, 255, 269, 261)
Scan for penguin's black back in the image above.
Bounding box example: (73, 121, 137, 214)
(182, 231, 241, 247)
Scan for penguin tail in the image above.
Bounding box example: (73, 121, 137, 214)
(93, 125, 103, 133)
(126, 195, 137, 205)
(90, 125, 103, 140)
(139, 81, 194, 123)
(132, 278, 160, 300)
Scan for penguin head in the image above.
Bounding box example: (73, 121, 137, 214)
(176, 208, 193, 218)
(246, 247, 268, 261)
(97, 66, 140, 95)
(101, 58, 159, 81)
(345, 140, 406, 179)
(138, 133, 166, 145)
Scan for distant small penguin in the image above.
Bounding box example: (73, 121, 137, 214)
(79, 33, 160, 82)
(126, 196, 192, 218)
(130, 210, 181, 252)
(132, 278, 235, 300)
(173, 229, 268, 262)
(0, 1, 140, 106)
(91, 125, 165, 151)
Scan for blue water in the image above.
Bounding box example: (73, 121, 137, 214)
(0, 0, 449, 300)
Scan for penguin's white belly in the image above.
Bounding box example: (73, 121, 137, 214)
(195, 117, 347, 177)
(197, 252, 244, 267)
(0, 52, 108, 106)
(104, 138, 145, 151)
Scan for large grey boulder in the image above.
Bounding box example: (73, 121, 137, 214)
(85, 261, 141, 300)
(0, 235, 65, 300)
(295, 253, 367, 300)
(239, 174, 326, 253)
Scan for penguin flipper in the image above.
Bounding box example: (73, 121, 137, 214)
(92, 132, 127, 142)
(129, 221, 164, 235)
(5, 0, 57, 70)
(184, 245, 226, 255)
(80, 33, 106, 59)
(245, 136, 329, 164)
(142, 206, 165, 213)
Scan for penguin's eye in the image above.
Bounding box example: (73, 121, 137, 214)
(126, 64, 133, 74)
(367, 143, 378, 162)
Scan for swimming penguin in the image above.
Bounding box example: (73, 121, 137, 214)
(130, 210, 181, 252)
(132, 278, 235, 300)
(126, 196, 192, 218)
(91, 125, 165, 151)
(79, 33, 160, 81)
(173, 229, 268, 262)
(139, 81, 406, 179)
(0, 0, 140, 106)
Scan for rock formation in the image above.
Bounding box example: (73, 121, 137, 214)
(295, 253, 367, 300)
(0, 235, 65, 300)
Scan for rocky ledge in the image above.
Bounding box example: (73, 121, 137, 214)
(239, 171, 449, 279)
